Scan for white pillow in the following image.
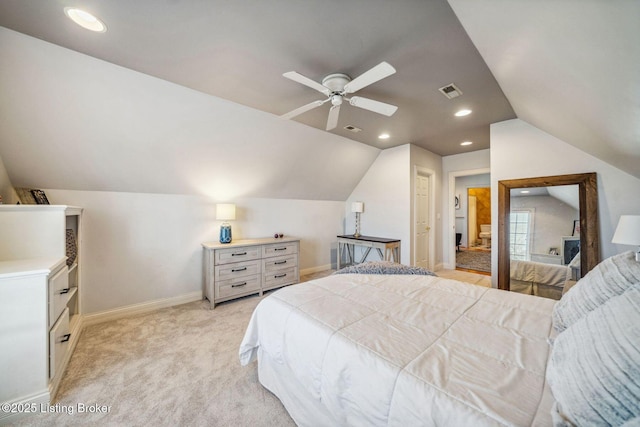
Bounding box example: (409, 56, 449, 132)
(547, 283, 640, 426)
(553, 251, 640, 332)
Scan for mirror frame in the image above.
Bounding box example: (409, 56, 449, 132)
(497, 172, 600, 291)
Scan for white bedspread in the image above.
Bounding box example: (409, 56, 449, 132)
(239, 274, 557, 426)
(510, 259, 571, 288)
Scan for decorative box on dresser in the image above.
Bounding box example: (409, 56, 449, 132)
(202, 237, 300, 309)
(0, 205, 83, 422)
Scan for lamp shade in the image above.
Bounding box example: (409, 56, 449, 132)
(216, 203, 236, 221)
(612, 215, 640, 245)
(352, 202, 364, 213)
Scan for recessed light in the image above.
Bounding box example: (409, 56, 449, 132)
(520, 190, 530, 194)
(460, 141, 473, 146)
(455, 109, 472, 117)
(64, 8, 107, 32)
(378, 133, 390, 140)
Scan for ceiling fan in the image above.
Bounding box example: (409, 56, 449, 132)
(280, 61, 398, 131)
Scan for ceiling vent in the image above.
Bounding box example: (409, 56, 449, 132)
(439, 83, 463, 99)
(344, 125, 362, 133)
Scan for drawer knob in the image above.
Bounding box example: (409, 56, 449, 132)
(231, 282, 247, 288)
(59, 288, 70, 294)
(231, 267, 248, 272)
(232, 252, 247, 256)
(60, 333, 71, 343)
(274, 260, 287, 265)
(275, 273, 287, 279)
(274, 247, 287, 251)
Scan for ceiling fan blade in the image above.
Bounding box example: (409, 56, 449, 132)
(326, 105, 340, 130)
(280, 100, 326, 120)
(283, 71, 331, 96)
(343, 61, 396, 94)
(349, 96, 398, 116)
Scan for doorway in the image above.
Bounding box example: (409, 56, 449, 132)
(450, 172, 491, 275)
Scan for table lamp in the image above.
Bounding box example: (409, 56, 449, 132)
(352, 201, 364, 238)
(612, 215, 640, 262)
(216, 203, 236, 244)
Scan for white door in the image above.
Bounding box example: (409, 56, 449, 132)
(415, 173, 430, 268)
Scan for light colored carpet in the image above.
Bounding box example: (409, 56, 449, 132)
(10, 295, 296, 427)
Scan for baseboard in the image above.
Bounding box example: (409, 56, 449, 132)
(434, 262, 445, 271)
(300, 264, 332, 276)
(83, 291, 203, 326)
(0, 390, 50, 425)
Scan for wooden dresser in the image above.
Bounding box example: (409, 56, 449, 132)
(202, 237, 300, 308)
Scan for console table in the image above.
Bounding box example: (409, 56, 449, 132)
(337, 235, 401, 269)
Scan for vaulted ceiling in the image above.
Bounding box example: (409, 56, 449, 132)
(0, 0, 638, 200)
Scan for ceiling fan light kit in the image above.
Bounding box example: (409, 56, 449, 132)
(281, 62, 398, 131)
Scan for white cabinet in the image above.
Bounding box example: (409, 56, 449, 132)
(0, 205, 83, 422)
(203, 237, 300, 308)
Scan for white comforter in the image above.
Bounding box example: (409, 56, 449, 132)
(239, 273, 557, 426)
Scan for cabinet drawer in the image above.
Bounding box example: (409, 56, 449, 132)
(48, 264, 70, 327)
(215, 245, 261, 265)
(263, 254, 298, 274)
(263, 242, 298, 258)
(216, 275, 261, 300)
(263, 267, 298, 290)
(215, 259, 261, 281)
(49, 307, 70, 380)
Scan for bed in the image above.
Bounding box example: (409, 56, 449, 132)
(510, 259, 573, 300)
(240, 255, 640, 426)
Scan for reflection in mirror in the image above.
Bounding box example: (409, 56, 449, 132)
(508, 185, 580, 300)
(498, 173, 600, 299)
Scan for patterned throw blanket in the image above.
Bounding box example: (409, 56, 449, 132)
(333, 260, 436, 276)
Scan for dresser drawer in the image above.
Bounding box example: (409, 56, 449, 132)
(263, 266, 297, 291)
(263, 254, 298, 274)
(49, 307, 70, 380)
(48, 264, 70, 327)
(215, 259, 261, 281)
(215, 245, 261, 265)
(216, 275, 261, 300)
(263, 242, 298, 258)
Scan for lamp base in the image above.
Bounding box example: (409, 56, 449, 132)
(219, 224, 232, 244)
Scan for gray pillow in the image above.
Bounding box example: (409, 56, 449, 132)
(553, 251, 640, 332)
(547, 283, 640, 426)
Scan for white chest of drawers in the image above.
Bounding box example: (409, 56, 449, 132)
(0, 205, 83, 423)
(202, 237, 300, 308)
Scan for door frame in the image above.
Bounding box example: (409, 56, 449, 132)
(447, 168, 491, 270)
(412, 166, 435, 269)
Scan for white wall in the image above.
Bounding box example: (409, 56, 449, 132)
(345, 145, 411, 264)
(511, 195, 579, 256)
(45, 189, 344, 314)
(0, 152, 17, 205)
(441, 149, 490, 269)
(491, 119, 640, 285)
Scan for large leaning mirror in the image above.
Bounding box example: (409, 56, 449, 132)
(497, 173, 600, 296)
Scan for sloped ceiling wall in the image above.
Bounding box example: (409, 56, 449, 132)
(448, 0, 640, 179)
(0, 28, 380, 201)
